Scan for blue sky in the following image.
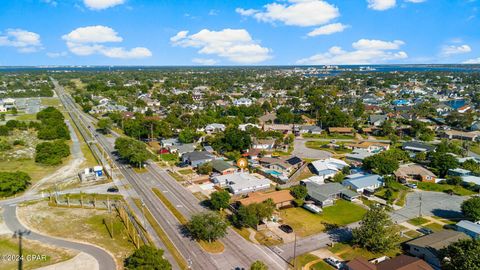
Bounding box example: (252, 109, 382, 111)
(0, 0, 479, 66)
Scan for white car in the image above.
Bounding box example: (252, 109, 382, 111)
(324, 257, 343, 269)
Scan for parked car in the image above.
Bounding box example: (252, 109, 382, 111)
(406, 183, 417, 189)
(177, 162, 189, 168)
(324, 257, 343, 269)
(107, 186, 119, 193)
(417, 227, 433, 235)
(279, 224, 293, 234)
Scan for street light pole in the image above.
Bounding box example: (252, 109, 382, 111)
(14, 229, 30, 270)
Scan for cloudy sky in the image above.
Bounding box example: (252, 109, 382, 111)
(0, 0, 479, 65)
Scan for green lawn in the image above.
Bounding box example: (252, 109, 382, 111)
(168, 171, 184, 182)
(329, 242, 401, 261)
(178, 168, 194, 175)
(14, 113, 37, 121)
(159, 153, 178, 162)
(424, 223, 445, 232)
(0, 159, 64, 184)
(416, 182, 475, 196)
(407, 217, 430, 226)
(291, 253, 321, 270)
(41, 97, 61, 107)
(311, 261, 335, 270)
(305, 141, 352, 154)
(280, 200, 367, 237)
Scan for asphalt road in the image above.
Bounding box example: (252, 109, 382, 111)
(391, 190, 469, 223)
(2, 205, 116, 270)
(292, 139, 332, 160)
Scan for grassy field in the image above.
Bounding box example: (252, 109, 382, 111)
(416, 182, 475, 196)
(14, 113, 37, 121)
(198, 240, 224, 253)
(0, 159, 63, 184)
(329, 242, 401, 261)
(0, 236, 75, 270)
(133, 198, 187, 269)
(305, 141, 352, 154)
(311, 260, 335, 270)
(41, 97, 61, 107)
(159, 153, 178, 162)
(18, 201, 136, 267)
(279, 200, 367, 237)
(407, 217, 429, 226)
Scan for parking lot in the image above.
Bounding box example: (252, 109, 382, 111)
(391, 190, 470, 222)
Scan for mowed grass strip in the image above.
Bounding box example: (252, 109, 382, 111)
(132, 198, 188, 269)
(151, 188, 225, 253)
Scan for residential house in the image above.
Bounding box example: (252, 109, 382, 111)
(204, 123, 226, 134)
(263, 124, 294, 134)
(448, 168, 471, 177)
(346, 255, 433, 270)
(346, 141, 390, 153)
(442, 130, 480, 141)
(402, 141, 435, 153)
(368, 114, 388, 127)
(346, 149, 376, 164)
(343, 174, 384, 193)
(303, 182, 359, 207)
(328, 127, 355, 135)
(405, 230, 470, 268)
(252, 138, 276, 150)
(169, 143, 196, 157)
(310, 158, 348, 182)
(258, 113, 277, 124)
(161, 138, 179, 148)
(457, 104, 471, 113)
(298, 125, 322, 135)
(236, 190, 294, 209)
(181, 151, 215, 167)
(456, 220, 480, 239)
(258, 156, 303, 175)
(239, 123, 260, 131)
(395, 164, 436, 183)
(233, 98, 253, 107)
(211, 159, 237, 175)
(212, 172, 271, 195)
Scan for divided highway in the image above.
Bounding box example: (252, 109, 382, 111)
(52, 78, 288, 270)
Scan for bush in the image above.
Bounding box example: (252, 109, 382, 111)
(124, 245, 171, 270)
(13, 139, 25, 146)
(0, 140, 12, 151)
(0, 171, 31, 197)
(35, 140, 70, 165)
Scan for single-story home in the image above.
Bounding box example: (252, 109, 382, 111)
(259, 156, 303, 174)
(456, 220, 480, 239)
(394, 164, 436, 183)
(161, 138, 179, 148)
(405, 230, 470, 268)
(346, 255, 433, 270)
(252, 138, 276, 150)
(343, 174, 383, 193)
(346, 141, 390, 153)
(169, 143, 196, 157)
(448, 168, 472, 177)
(346, 149, 376, 164)
(303, 182, 359, 207)
(204, 123, 226, 134)
(328, 127, 355, 135)
(368, 114, 388, 127)
(212, 172, 271, 195)
(311, 158, 348, 181)
(211, 159, 237, 175)
(441, 130, 480, 141)
(402, 141, 435, 153)
(298, 125, 322, 134)
(236, 190, 294, 209)
(182, 151, 215, 167)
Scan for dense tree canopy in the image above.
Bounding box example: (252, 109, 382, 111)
(250, 260, 268, 270)
(461, 197, 480, 221)
(35, 140, 70, 165)
(209, 190, 231, 211)
(124, 245, 171, 270)
(187, 212, 228, 242)
(233, 199, 275, 228)
(0, 171, 31, 197)
(115, 137, 151, 167)
(440, 239, 480, 270)
(352, 205, 399, 253)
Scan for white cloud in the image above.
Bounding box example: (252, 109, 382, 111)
(405, 0, 426, 3)
(464, 57, 480, 64)
(236, 0, 339, 27)
(297, 38, 407, 65)
(171, 29, 272, 64)
(192, 58, 218, 65)
(62, 25, 151, 59)
(307, 23, 348, 37)
(0, 29, 42, 53)
(83, 0, 125, 10)
(62, 25, 122, 43)
(367, 0, 396, 10)
(47, 51, 68, 58)
(441, 44, 471, 56)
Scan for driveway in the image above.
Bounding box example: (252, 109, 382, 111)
(391, 190, 469, 223)
(293, 139, 332, 160)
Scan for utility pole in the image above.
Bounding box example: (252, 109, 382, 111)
(141, 199, 146, 228)
(419, 192, 422, 217)
(293, 231, 297, 269)
(14, 229, 30, 270)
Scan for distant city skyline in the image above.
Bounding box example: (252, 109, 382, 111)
(0, 0, 479, 66)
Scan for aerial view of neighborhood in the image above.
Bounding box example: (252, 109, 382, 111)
(1, 0, 480, 270)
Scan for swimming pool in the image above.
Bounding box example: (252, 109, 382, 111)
(265, 170, 283, 176)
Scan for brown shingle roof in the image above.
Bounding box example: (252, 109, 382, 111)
(236, 190, 294, 206)
(347, 256, 433, 270)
